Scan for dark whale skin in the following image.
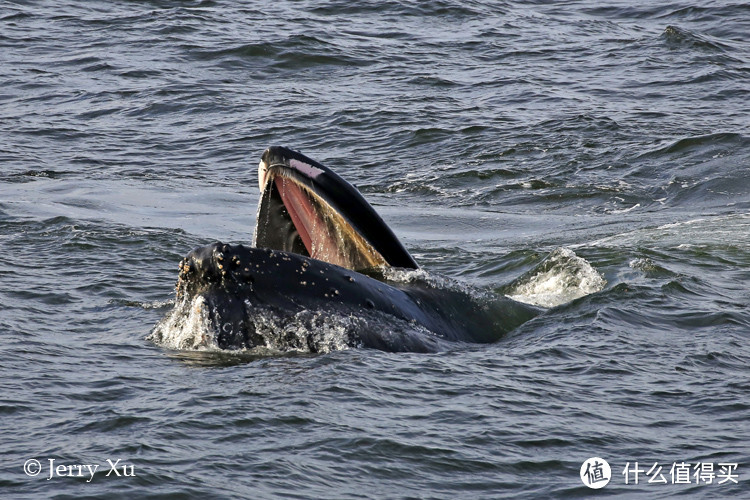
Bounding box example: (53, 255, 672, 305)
(177, 242, 540, 352)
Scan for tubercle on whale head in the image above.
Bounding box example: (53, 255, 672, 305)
(176, 242, 255, 301)
(173, 242, 375, 351)
(175, 242, 266, 350)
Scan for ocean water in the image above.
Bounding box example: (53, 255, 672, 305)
(1, 1, 749, 498)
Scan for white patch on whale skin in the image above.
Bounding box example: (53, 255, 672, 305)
(289, 158, 323, 179)
(505, 247, 606, 308)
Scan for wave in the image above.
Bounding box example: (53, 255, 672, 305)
(502, 248, 607, 308)
(662, 25, 736, 52)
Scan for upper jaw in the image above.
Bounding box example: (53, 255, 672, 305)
(253, 146, 419, 271)
(258, 146, 325, 192)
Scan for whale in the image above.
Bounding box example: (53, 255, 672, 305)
(173, 242, 540, 352)
(155, 147, 541, 353)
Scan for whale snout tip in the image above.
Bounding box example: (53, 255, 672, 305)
(258, 146, 293, 192)
(181, 242, 257, 289)
(180, 242, 226, 282)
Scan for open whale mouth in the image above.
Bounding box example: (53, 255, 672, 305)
(253, 146, 418, 271)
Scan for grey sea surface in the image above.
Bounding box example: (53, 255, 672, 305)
(1, 1, 749, 498)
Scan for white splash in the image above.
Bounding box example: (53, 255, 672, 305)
(380, 266, 432, 283)
(505, 247, 606, 308)
(261, 309, 354, 354)
(629, 257, 657, 272)
(380, 266, 480, 296)
(149, 296, 355, 354)
(149, 295, 217, 350)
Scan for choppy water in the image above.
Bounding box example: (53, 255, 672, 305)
(2, 1, 749, 498)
